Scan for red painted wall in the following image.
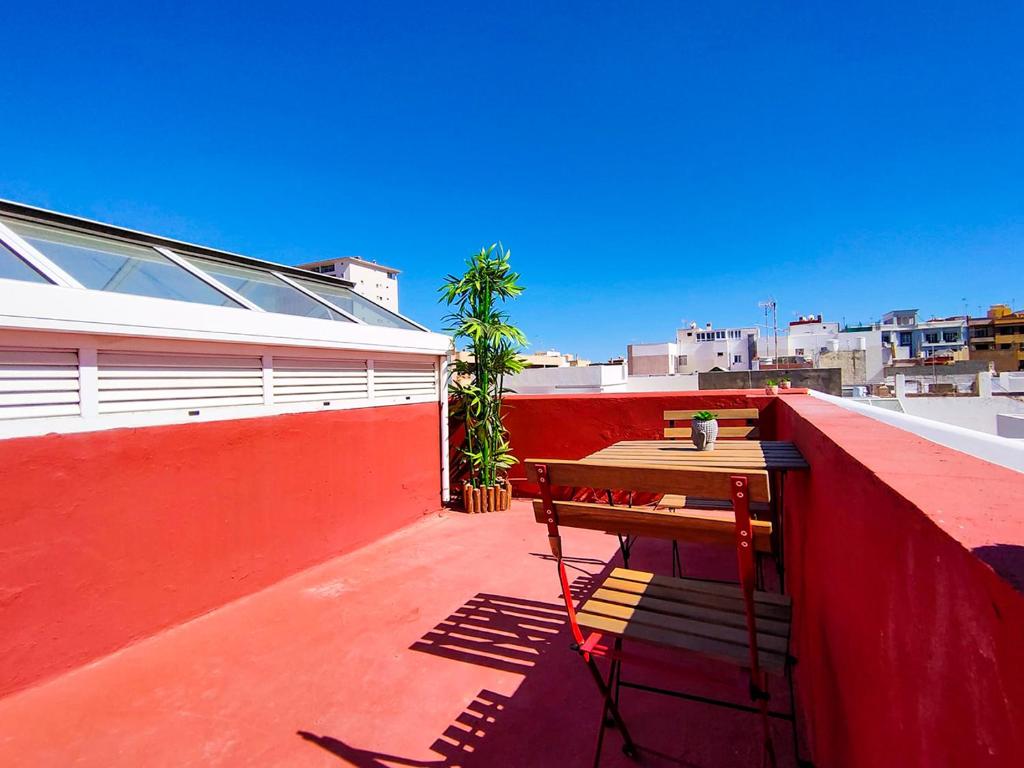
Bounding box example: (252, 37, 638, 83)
(502, 390, 775, 494)
(0, 403, 441, 697)
(503, 391, 1024, 767)
(773, 395, 1024, 768)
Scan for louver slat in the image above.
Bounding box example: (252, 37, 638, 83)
(273, 357, 369, 404)
(373, 359, 438, 398)
(97, 351, 263, 414)
(0, 348, 81, 419)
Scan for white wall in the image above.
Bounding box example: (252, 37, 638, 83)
(505, 363, 628, 394)
(899, 395, 1024, 435)
(997, 413, 1024, 439)
(812, 390, 1024, 473)
(625, 374, 700, 392)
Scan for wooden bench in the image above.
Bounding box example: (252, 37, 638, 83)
(664, 407, 760, 440)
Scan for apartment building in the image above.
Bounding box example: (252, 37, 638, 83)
(970, 304, 1024, 371)
(628, 322, 758, 376)
(299, 256, 400, 311)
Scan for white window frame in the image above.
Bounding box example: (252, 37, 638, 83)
(0, 218, 84, 288)
(153, 246, 265, 312)
(272, 271, 365, 323)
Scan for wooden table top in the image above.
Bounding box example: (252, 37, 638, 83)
(582, 440, 809, 471)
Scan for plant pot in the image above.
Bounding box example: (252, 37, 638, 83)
(780, 380, 792, 389)
(766, 385, 779, 395)
(462, 480, 513, 513)
(691, 418, 719, 451)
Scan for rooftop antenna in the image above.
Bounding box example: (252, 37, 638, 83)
(758, 298, 778, 360)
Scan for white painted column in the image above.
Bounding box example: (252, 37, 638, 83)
(78, 346, 99, 418)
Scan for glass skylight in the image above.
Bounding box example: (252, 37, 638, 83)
(0, 239, 50, 283)
(2, 219, 242, 307)
(293, 276, 420, 330)
(183, 257, 352, 322)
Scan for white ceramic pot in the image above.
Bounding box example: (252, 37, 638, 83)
(691, 418, 719, 451)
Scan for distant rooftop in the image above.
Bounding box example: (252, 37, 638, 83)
(299, 256, 401, 275)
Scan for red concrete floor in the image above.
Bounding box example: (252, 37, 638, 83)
(0, 502, 801, 767)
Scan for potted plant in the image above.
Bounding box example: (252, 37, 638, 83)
(440, 243, 526, 513)
(779, 377, 792, 389)
(765, 378, 779, 395)
(691, 410, 719, 451)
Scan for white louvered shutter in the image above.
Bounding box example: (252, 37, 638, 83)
(97, 351, 264, 413)
(374, 358, 438, 399)
(272, 357, 369, 404)
(0, 348, 80, 419)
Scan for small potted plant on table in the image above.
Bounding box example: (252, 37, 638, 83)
(691, 410, 719, 451)
(765, 378, 779, 395)
(441, 243, 525, 513)
(779, 377, 792, 390)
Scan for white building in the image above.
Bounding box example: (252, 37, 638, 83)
(298, 257, 400, 312)
(628, 322, 759, 376)
(756, 315, 884, 385)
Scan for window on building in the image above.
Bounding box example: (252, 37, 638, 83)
(899, 332, 912, 346)
(715, 330, 726, 340)
(677, 355, 688, 366)
(733, 354, 742, 363)
(728, 329, 741, 339)
(976, 343, 991, 350)
(5, 219, 243, 307)
(292, 276, 419, 330)
(924, 332, 940, 344)
(1000, 344, 1012, 350)
(795, 348, 805, 356)
(881, 332, 891, 343)
(943, 331, 959, 343)
(184, 257, 348, 320)
(0, 239, 50, 283)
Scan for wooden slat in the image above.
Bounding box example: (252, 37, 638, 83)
(590, 587, 790, 637)
(525, 459, 771, 502)
(575, 611, 787, 671)
(612, 567, 791, 607)
(599, 575, 790, 622)
(531, 500, 773, 552)
(580, 598, 788, 653)
(664, 408, 760, 421)
(665, 426, 760, 439)
(657, 494, 771, 515)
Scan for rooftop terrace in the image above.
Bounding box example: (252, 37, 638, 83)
(1, 390, 1023, 767)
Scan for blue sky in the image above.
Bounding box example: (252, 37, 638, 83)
(2, 2, 1021, 358)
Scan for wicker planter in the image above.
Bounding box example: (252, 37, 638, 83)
(462, 480, 513, 513)
(691, 418, 719, 451)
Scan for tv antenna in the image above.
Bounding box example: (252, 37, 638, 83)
(758, 298, 779, 359)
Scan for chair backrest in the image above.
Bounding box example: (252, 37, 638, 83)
(525, 458, 770, 502)
(525, 459, 773, 554)
(664, 408, 760, 440)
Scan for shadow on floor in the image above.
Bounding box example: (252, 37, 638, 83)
(300, 537, 798, 767)
(299, 689, 511, 767)
(408, 592, 568, 675)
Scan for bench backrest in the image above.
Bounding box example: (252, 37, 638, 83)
(525, 458, 770, 502)
(664, 408, 760, 440)
(525, 459, 773, 553)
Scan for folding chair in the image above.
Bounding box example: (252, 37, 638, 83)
(662, 407, 768, 578)
(526, 459, 807, 768)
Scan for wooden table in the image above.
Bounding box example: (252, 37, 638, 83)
(580, 439, 808, 585)
(581, 440, 809, 471)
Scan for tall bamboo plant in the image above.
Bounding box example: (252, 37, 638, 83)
(440, 243, 526, 489)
